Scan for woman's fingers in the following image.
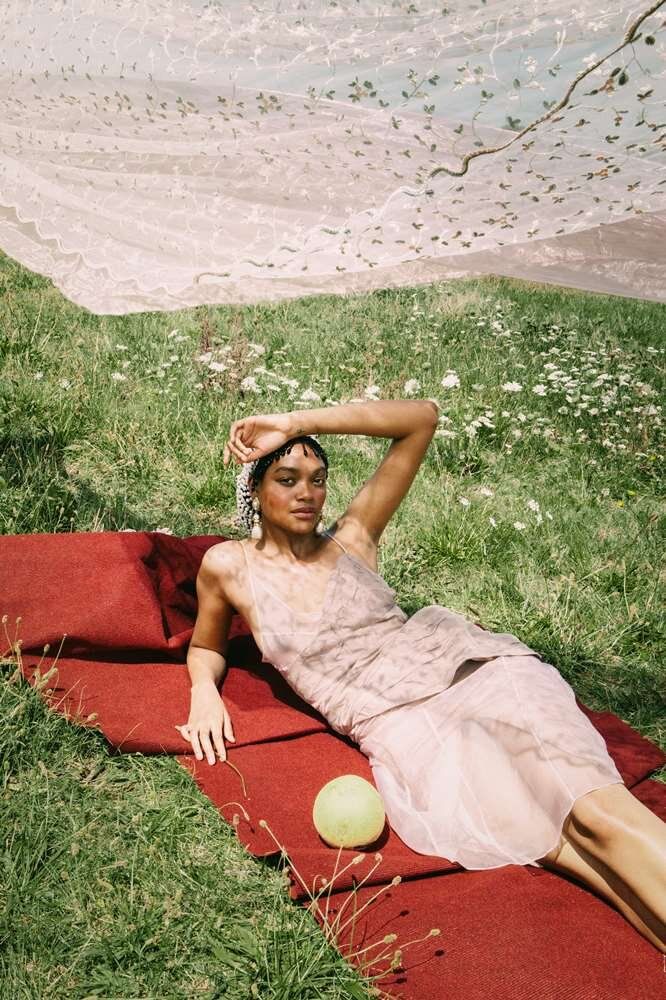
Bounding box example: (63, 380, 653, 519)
(190, 728, 205, 762)
(199, 730, 216, 766)
(223, 437, 253, 468)
(223, 709, 236, 743)
(211, 726, 227, 763)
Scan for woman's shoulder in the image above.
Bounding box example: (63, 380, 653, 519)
(200, 538, 244, 571)
(197, 540, 246, 599)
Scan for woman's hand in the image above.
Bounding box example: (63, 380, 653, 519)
(175, 684, 236, 765)
(223, 412, 295, 467)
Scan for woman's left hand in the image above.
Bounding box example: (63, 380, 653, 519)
(223, 412, 295, 467)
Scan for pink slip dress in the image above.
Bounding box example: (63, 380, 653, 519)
(239, 529, 624, 870)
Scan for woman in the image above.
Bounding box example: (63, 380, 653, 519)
(177, 398, 666, 952)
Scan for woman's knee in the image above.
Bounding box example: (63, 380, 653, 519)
(566, 783, 628, 847)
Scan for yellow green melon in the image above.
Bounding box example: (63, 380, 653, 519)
(312, 774, 386, 848)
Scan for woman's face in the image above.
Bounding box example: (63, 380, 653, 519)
(252, 443, 327, 533)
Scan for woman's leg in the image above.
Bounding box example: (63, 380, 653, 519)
(537, 828, 666, 952)
(536, 783, 666, 952)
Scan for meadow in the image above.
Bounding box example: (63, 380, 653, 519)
(1, 247, 664, 997)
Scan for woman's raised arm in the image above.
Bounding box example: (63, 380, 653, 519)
(289, 398, 439, 441)
(294, 399, 439, 545)
(225, 399, 439, 545)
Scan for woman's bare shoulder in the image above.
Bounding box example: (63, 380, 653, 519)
(198, 540, 245, 598)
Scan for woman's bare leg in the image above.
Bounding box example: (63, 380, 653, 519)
(536, 782, 666, 952)
(537, 827, 666, 952)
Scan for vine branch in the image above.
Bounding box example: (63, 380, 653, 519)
(429, 0, 664, 179)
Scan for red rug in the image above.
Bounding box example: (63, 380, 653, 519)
(3, 530, 665, 998)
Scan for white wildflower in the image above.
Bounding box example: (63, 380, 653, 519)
(240, 375, 262, 393)
(196, 352, 213, 363)
(458, 497, 471, 508)
(247, 342, 266, 356)
(364, 385, 381, 399)
(110, 372, 126, 382)
(59, 378, 71, 389)
(526, 499, 540, 512)
(532, 385, 547, 396)
(403, 378, 421, 396)
(115, 344, 128, 351)
(299, 388, 322, 402)
(502, 382, 523, 393)
(437, 414, 452, 424)
(513, 521, 527, 531)
(478, 486, 494, 497)
(488, 516, 497, 528)
(435, 428, 457, 439)
(208, 361, 227, 372)
(33, 372, 44, 380)
(441, 372, 460, 390)
(155, 527, 174, 535)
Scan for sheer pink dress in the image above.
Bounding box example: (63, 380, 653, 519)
(240, 529, 624, 870)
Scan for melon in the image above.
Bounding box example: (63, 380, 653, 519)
(312, 774, 386, 848)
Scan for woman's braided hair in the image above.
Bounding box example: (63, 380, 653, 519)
(235, 434, 329, 534)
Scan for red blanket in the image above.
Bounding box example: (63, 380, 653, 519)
(3, 531, 665, 998)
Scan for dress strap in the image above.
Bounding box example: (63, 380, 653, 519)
(323, 527, 348, 554)
(239, 540, 261, 616)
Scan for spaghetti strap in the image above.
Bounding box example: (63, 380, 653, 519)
(239, 540, 260, 617)
(323, 527, 348, 554)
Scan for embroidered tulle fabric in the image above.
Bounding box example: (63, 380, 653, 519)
(240, 529, 624, 870)
(1, 1, 664, 313)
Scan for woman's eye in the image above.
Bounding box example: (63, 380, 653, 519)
(279, 478, 325, 485)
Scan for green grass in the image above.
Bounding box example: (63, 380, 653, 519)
(1, 246, 665, 996)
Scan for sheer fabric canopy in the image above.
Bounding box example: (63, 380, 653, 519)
(1, 0, 664, 315)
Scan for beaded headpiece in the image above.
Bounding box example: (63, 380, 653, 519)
(235, 434, 328, 534)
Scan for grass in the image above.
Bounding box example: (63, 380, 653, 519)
(1, 245, 665, 996)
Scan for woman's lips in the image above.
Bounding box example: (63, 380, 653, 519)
(292, 510, 315, 518)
